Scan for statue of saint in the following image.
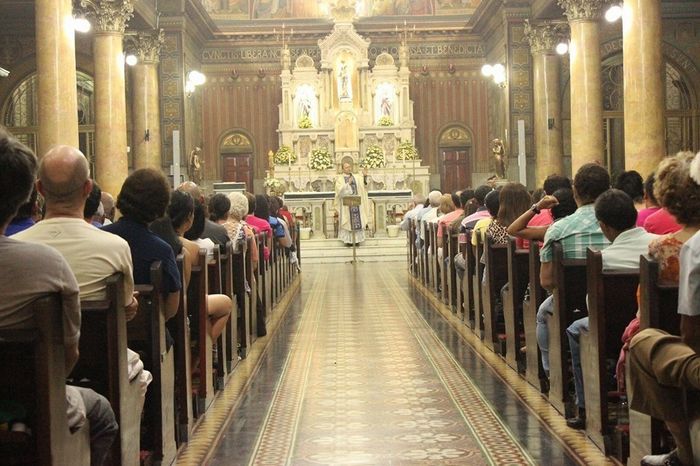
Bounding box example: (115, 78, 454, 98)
(491, 138, 507, 179)
(189, 147, 203, 185)
(337, 61, 351, 100)
(381, 95, 392, 117)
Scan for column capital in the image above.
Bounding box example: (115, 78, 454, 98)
(80, 0, 134, 33)
(557, 0, 605, 21)
(524, 21, 569, 54)
(127, 29, 164, 64)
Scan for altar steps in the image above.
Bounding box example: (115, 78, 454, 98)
(299, 236, 407, 264)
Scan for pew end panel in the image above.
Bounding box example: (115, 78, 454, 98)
(581, 248, 640, 457)
(481, 234, 509, 354)
(505, 238, 529, 372)
(472, 232, 485, 339)
(188, 249, 215, 416)
(549, 242, 588, 416)
(0, 295, 90, 466)
(524, 241, 547, 392)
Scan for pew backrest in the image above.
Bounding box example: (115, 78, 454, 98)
(639, 254, 680, 333)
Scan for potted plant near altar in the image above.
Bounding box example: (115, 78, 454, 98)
(309, 147, 333, 171)
(378, 115, 393, 127)
(264, 175, 285, 196)
(298, 115, 312, 129)
(396, 141, 419, 160)
(360, 144, 386, 169)
(274, 145, 297, 165)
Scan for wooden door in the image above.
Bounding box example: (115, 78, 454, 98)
(440, 149, 470, 193)
(222, 154, 252, 190)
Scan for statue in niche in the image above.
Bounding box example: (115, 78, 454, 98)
(337, 61, 352, 100)
(297, 94, 311, 119)
(381, 95, 392, 117)
(188, 147, 203, 185)
(491, 138, 507, 179)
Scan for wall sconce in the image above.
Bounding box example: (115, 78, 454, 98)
(185, 70, 206, 97)
(229, 68, 239, 81)
(555, 42, 569, 55)
(72, 16, 91, 33)
(124, 54, 138, 66)
(420, 64, 429, 76)
(481, 63, 506, 88)
(605, 4, 623, 22)
(448, 63, 456, 75)
(257, 68, 266, 79)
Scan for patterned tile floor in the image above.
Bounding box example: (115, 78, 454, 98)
(207, 264, 587, 465)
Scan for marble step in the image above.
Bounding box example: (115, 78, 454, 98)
(298, 237, 408, 263)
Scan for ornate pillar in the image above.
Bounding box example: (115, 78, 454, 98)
(623, 0, 665, 175)
(558, 0, 605, 172)
(525, 22, 566, 185)
(35, 0, 79, 156)
(81, 0, 133, 196)
(129, 30, 163, 170)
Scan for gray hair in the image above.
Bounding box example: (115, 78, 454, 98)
(227, 192, 249, 220)
(428, 190, 442, 207)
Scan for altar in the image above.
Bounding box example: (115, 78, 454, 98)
(268, 1, 430, 238)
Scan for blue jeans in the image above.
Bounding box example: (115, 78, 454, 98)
(536, 295, 554, 373)
(566, 317, 589, 409)
(74, 386, 119, 466)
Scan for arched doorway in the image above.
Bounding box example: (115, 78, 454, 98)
(2, 71, 96, 170)
(219, 130, 254, 190)
(438, 124, 472, 192)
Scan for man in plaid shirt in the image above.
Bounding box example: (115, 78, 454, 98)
(536, 163, 611, 376)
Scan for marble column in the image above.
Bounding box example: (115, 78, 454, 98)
(623, 0, 665, 175)
(525, 22, 566, 185)
(558, 0, 605, 173)
(81, 0, 133, 197)
(130, 30, 164, 170)
(35, 0, 79, 156)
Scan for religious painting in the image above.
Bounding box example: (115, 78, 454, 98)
(374, 83, 396, 124)
(200, 0, 250, 18)
(434, 0, 482, 15)
(253, 0, 290, 18)
(364, 0, 435, 15)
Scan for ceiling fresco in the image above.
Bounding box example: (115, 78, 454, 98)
(199, 0, 483, 20)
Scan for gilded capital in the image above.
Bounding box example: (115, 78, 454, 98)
(524, 21, 569, 54)
(127, 29, 164, 64)
(557, 0, 605, 21)
(331, 0, 356, 22)
(80, 0, 134, 33)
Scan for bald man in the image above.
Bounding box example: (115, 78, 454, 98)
(101, 191, 115, 225)
(177, 181, 229, 247)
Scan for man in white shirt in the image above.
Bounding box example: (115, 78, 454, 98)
(399, 194, 426, 232)
(565, 189, 658, 429)
(628, 228, 700, 466)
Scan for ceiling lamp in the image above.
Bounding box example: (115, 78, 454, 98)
(187, 70, 206, 86)
(481, 64, 493, 77)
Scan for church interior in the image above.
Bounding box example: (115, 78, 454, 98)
(1, 0, 700, 465)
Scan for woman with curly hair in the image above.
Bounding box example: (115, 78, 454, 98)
(617, 151, 700, 390)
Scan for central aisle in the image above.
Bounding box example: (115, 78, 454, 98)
(207, 264, 579, 465)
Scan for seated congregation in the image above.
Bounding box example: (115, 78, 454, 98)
(407, 153, 700, 466)
(0, 127, 300, 465)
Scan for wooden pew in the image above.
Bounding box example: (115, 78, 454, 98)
(523, 241, 548, 392)
(549, 241, 588, 415)
(260, 232, 271, 323)
(232, 247, 251, 359)
(448, 232, 461, 317)
(188, 249, 215, 416)
(249, 235, 260, 342)
(220, 243, 239, 374)
(171, 256, 193, 446)
(472, 231, 485, 339)
(0, 294, 90, 466)
(440, 226, 449, 304)
(581, 248, 639, 455)
(207, 247, 229, 389)
(628, 255, 681, 466)
(430, 222, 441, 296)
(421, 220, 430, 287)
(71, 274, 141, 466)
(504, 237, 529, 372)
(407, 219, 416, 276)
(481, 234, 509, 354)
(463, 231, 476, 329)
(130, 262, 177, 465)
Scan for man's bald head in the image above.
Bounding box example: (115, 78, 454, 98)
(178, 181, 204, 203)
(38, 145, 91, 207)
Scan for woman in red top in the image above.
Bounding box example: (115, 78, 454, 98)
(243, 192, 272, 261)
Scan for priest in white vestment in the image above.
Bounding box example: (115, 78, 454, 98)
(334, 161, 370, 245)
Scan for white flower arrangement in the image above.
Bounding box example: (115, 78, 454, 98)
(264, 176, 285, 195)
(691, 151, 700, 185)
(309, 147, 333, 170)
(396, 142, 419, 161)
(378, 116, 393, 127)
(274, 145, 297, 164)
(298, 115, 312, 129)
(360, 144, 386, 169)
